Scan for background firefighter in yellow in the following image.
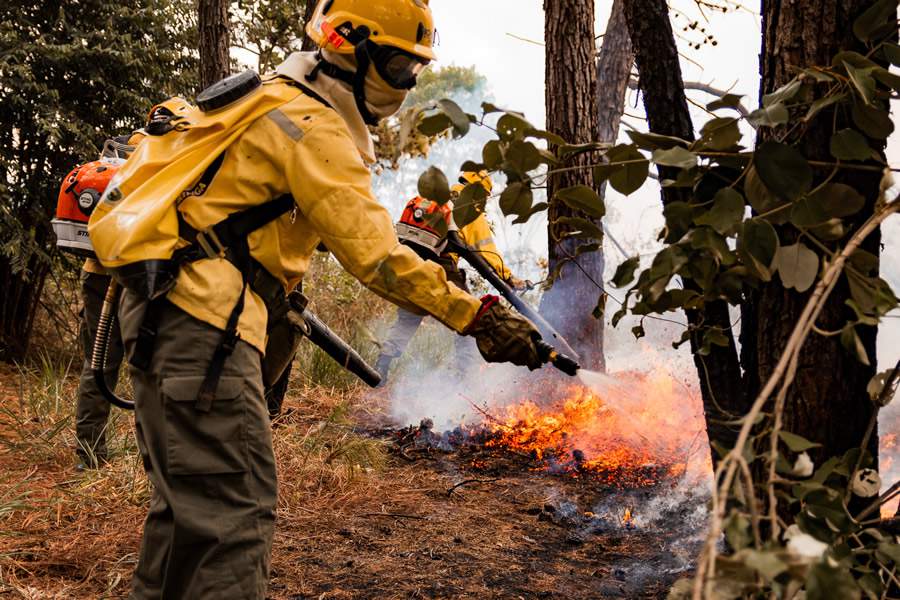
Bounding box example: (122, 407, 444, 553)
(375, 170, 528, 383)
(87, 0, 544, 597)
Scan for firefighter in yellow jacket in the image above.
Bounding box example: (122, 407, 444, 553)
(375, 171, 528, 383)
(88, 1, 543, 597)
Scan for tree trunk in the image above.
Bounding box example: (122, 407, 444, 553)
(595, 0, 633, 149)
(199, 0, 230, 89)
(750, 0, 882, 469)
(623, 0, 746, 465)
(540, 0, 606, 371)
(301, 1, 318, 52)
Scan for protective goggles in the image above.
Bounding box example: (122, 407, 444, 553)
(365, 42, 430, 90)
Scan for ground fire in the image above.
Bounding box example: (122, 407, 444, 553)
(380, 366, 710, 490)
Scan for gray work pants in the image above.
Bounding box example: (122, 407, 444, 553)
(119, 292, 277, 600)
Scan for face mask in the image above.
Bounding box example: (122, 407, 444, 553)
(324, 50, 410, 121)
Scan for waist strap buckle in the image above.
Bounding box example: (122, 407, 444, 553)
(196, 228, 227, 259)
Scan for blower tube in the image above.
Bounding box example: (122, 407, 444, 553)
(289, 293, 383, 388)
(445, 231, 581, 362)
(91, 280, 135, 410)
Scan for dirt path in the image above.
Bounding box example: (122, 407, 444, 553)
(0, 364, 701, 599)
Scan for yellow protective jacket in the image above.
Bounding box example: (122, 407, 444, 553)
(89, 78, 480, 352)
(452, 214, 513, 281)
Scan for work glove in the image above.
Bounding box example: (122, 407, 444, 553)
(508, 276, 534, 292)
(464, 295, 543, 370)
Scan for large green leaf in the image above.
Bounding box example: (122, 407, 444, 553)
(841, 325, 871, 366)
(830, 128, 872, 161)
(612, 256, 640, 288)
(810, 183, 866, 219)
(606, 145, 649, 196)
(555, 185, 605, 218)
(853, 0, 898, 42)
(790, 196, 830, 228)
(417, 166, 451, 204)
(753, 141, 813, 202)
(453, 181, 489, 227)
(499, 182, 533, 217)
(707, 93, 745, 112)
(698, 117, 742, 150)
(694, 188, 746, 234)
(742, 550, 788, 581)
(651, 146, 698, 170)
(852, 102, 894, 139)
(744, 166, 786, 219)
(779, 431, 822, 452)
(748, 103, 790, 128)
(844, 62, 876, 105)
(505, 140, 542, 174)
(497, 113, 533, 141)
(739, 219, 778, 281)
(775, 242, 820, 293)
(482, 140, 503, 169)
(418, 112, 452, 136)
(438, 98, 471, 137)
(689, 226, 735, 265)
(804, 93, 845, 123)
(762, 78, 802, 107)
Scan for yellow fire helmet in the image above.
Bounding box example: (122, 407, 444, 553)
(451, 170, 493, 195)
(306, 0, 436, 62)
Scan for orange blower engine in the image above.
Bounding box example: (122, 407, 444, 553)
(51, 158, 123, 257)
(394, 196, 454, 256)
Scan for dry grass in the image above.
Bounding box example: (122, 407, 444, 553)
(0, 359, 394, 599)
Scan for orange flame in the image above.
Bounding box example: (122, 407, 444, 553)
(474, 368, 710, 488)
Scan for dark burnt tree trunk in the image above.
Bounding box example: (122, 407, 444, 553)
(623, 0, 746, 466)
(301, 1, 318, 52)
(540, 0, 606, 371)
(199, 0, 230, 89)
(748, 0, 882, 469)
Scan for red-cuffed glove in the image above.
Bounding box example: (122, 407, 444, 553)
(464, 295, 542, 370)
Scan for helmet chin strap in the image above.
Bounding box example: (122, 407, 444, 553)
(305, 48, 379, 126)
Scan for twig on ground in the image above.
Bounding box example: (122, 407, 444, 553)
(446, 478, 501, 497)
(358, 512, 427, 520)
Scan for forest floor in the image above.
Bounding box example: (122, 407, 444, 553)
(0, 360, 703, 599)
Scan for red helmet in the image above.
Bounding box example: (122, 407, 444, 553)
(395, 196, 452, 255)
(52, 158, 122, 256)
